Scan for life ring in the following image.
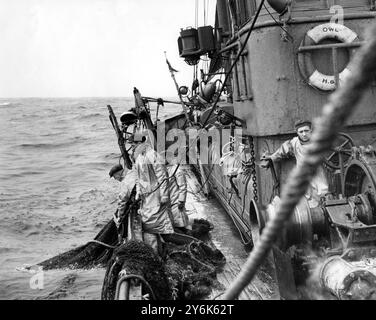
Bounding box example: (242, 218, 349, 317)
(298, 23, 359, 91)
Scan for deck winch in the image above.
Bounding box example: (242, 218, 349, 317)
(170, 0, 376, 301)
(262, 146, 376, 299)
(319, 255, 376, 300)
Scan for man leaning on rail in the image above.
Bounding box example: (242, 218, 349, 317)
(108, 133, 175, 254)
(260, 119, 329, 207)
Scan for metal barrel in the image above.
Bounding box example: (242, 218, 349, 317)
(319, 256, 376, 300)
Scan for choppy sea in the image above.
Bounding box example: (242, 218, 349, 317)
(0, 97, 180, 299)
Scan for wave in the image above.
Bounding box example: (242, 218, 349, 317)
(79, 189, 106, 202)
(18, 143, 65, 149)
(38, 273, 78, 300)
(2, 171, 44, 179)
(75, 113, 102, 120)
(17, 139, 83, 150)
(73, 161, 108, 169)
(39, 131, 65, 137)
(0, 102, 10, 106)
(0, 247, 16, 254)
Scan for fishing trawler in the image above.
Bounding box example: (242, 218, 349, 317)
(39, 0, 376, 300)
(118, 0, 376, 300)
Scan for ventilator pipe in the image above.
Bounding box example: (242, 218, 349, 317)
(199, 82, 217, 103)
(222, 23, 376, 300)
(267, 0, 289, 14)
(319, 256, 376, 300)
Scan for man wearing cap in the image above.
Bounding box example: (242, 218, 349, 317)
(109, 164, 125, 182)
(261, 120, 329, 207)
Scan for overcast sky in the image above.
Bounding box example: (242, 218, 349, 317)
(0, 0, 215, 98)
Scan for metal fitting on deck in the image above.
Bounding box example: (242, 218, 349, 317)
(319, 256, 376, 300)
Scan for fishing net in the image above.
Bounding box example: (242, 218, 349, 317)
(38, 218, 118, 270)
(38, 192, 138, 270)
(37, 194, 226, 300)
(101, 240, 171, 300)
(190, 218, 214, 239)
(163, 237, 226, 300)
(101, 225, 226, 300)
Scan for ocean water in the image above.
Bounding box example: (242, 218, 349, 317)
(0, 97, 181, 299)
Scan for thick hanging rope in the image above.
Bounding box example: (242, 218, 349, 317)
(222, 22, 376, 300)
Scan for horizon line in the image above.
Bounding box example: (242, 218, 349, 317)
(0, 95, 178, 99)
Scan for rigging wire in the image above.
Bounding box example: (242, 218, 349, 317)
(224, 201, 253, 246)
(222, 21, 376, 300)
(200, 0, 266, 129)
(195, 0, 198, 29)
(204, 0, 206, 26)
(136, 1, 266, 199)
(262, 3, 294, 41)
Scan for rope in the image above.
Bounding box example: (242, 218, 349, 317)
(196, 163, 215, 194)
(222, 22, 376, 300)
(262, 3, 293, 41)
(223, 197, 253, 247)
(187, 241, 216, 272)
(131, 2, 265, 201)
(87, 240, 117, 249)
(159, 0, 265, 187)
(212, 292, 224, 300)
(167, 242, 216, 273)
(108, 260, 119, 282)
(195, 0, 198, 29)
(200, 0, 266, 130)
(204, 0, 206, 26)
(142, 1, 265, 197)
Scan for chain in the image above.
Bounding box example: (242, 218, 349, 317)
(248, 135, 258, 202)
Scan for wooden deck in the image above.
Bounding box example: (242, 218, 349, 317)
(183, 168, 278, 300)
